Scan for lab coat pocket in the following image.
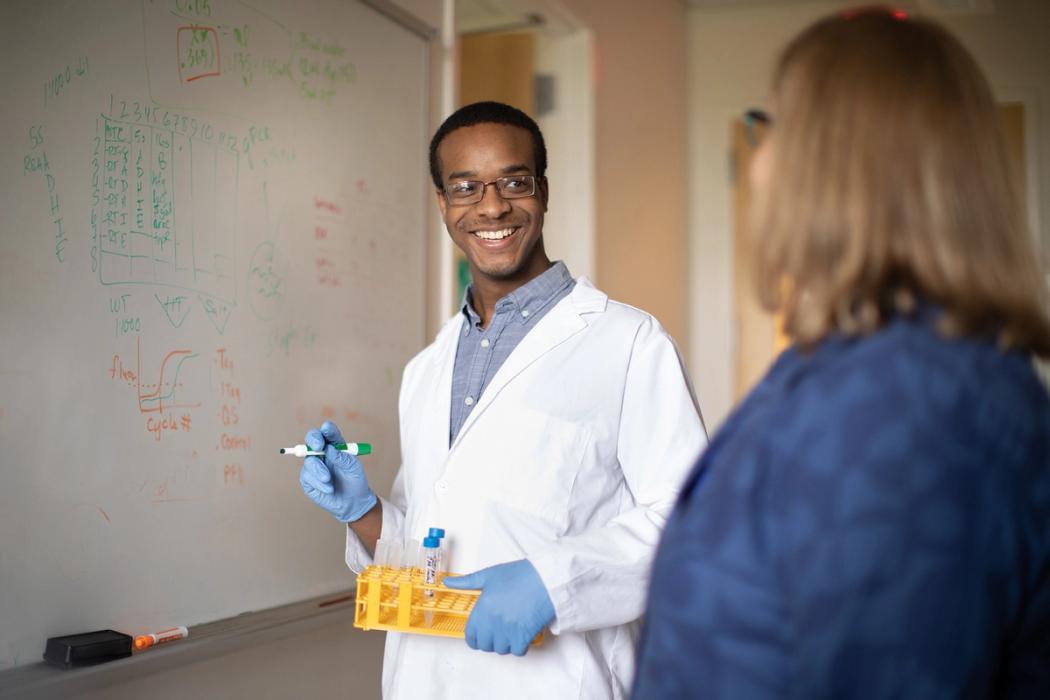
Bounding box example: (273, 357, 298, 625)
(486, 408, 591, 534)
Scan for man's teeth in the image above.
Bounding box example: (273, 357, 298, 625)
(474, 228, 515, 240)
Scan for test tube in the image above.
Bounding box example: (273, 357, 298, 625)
(373, 540, 389, 573)
(428, 528, 446, 582)
(405, 539, 420, 572)
(387, 540, 403, 570)
(420, 535, 442, 626)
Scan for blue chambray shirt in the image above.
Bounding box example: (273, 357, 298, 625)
(449, 261, 575, 445)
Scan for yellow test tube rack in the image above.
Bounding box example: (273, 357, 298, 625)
(354, 565, 479, 639)
(353, 565, 544, 646)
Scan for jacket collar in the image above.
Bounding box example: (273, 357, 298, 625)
(460, 261, 576, 328)
(448, 277, 606, 450)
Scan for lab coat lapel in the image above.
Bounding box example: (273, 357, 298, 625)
(450, 279, 606, 450)
(425, 317, 460, 456)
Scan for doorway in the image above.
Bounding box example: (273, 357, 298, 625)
(451, 0, 595, 309)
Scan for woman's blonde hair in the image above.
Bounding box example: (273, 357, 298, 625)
(753, 6, 1050, 356)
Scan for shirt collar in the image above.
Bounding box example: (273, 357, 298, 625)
(460, 261, 574, 326)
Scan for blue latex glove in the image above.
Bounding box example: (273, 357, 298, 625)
(443, 559, 555, 656)
(299, 421, 377, 522)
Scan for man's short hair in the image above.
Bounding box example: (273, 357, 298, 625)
(429, 101, 547, 189)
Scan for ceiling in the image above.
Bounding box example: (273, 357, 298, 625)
(455, 0, 583, 34)
(456, 0, 992, 34)
(457, 0, 526, 32)
(686, 0, 992, 12)
(686, 0, 819, 7)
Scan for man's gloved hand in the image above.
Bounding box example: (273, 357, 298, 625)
(299, 421, 377, 522)
(443, 559, 555, 656)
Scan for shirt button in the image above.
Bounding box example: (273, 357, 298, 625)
(435, 480, 449, 495)
(480, 339, 490, 348)
(521, 309, 530, 318)
(464, 396, 475, 406)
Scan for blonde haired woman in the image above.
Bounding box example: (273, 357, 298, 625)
(634, 7, 1050, 698)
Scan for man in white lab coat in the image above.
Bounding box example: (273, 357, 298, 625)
(300, 101, 707, 699)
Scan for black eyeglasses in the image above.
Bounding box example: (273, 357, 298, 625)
(744, 109, 771, 127)
(442, 175, 538, 206)
(743, 109, 771, 148)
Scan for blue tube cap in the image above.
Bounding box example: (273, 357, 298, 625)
(422, 536, 441, 548)
(428, 527, 445, 539)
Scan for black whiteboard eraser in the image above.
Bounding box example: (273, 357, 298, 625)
(43, 630, 133, 669)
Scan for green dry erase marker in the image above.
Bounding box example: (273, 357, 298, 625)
(279, 442, 372, 457)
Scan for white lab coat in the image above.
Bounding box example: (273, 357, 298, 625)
(345, 277, 707, 699)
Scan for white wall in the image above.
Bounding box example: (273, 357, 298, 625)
(535, 29, 596, 281)
(687, 0, 1050, 429)
(396, 0, 460, 336)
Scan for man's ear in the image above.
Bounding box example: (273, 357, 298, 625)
(538, 176, 549, 212)
(436, 189, 447, 217)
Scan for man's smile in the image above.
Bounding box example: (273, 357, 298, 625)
(470, 226, 521, 242)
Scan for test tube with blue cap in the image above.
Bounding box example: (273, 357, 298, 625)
(421, 527, 445, 626)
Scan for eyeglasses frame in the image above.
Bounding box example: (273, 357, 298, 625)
(743, 109, 771, 149)
(440, 175, 541, 206)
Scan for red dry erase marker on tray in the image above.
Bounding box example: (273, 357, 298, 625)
(133, 626, 188, 650)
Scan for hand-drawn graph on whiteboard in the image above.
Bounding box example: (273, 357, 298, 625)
(96, 115, 238, 334)
(106, 336, 210, 443)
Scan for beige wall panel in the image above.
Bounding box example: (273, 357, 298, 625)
(559, 0, 690, 354)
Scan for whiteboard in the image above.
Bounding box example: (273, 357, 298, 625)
(0, 0, 428, 670)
